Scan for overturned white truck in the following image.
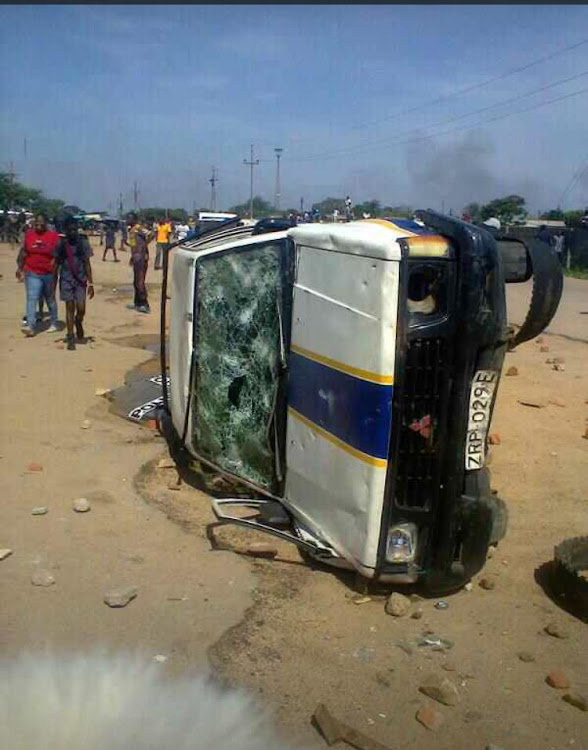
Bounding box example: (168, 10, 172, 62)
(159, 212, 562, 592)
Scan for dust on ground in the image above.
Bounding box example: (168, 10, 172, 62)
(1, 238, 587, 750)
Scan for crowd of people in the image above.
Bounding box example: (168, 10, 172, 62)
(13, 212, 192, 351)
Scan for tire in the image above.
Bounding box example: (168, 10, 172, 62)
(552, 536, 588, 604)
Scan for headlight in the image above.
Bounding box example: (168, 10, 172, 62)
(385, 523, 417, 563)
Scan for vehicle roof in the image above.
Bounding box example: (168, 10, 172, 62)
(176, 217, 445, 263)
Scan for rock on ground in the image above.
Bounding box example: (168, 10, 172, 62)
(31, 569, 55, 587)
(0, 549, 13, 561)
(416, 705, 443, 731)
(518, 652, 535, 663)
(103, 586, 138, 608)
(72, 498, 91, 513)
(418, 673, 460, 706)
(546, 670, 571, 689)
(544, 622, 569, 639)
(31, 506, 48, 516)
(385, 592, 411, 617)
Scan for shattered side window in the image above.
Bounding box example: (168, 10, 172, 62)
(192, 242, 285, 490)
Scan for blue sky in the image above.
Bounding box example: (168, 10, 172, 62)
(1, 4, 587, 214)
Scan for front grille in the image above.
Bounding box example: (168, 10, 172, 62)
(394, 337, 449, 510)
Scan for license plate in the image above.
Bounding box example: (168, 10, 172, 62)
(465, 370, 498, 471)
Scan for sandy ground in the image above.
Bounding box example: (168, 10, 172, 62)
(1, 237, 587, 750)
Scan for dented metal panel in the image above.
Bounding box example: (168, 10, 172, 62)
(284, 243, 400, 573)
(169, 250, 196, 438)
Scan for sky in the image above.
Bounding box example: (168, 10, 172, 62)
(1, 4, 587, 215)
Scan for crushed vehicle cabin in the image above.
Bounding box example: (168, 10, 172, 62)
(159, 212, 562, 593)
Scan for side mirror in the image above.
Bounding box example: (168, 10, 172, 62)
(496, 238, 532, 283)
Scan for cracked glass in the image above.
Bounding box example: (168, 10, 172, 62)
(192, 242, 285, 490)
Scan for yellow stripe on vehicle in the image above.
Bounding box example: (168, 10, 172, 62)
(290, 344, 393, 385)
(288, 407, 389, 468)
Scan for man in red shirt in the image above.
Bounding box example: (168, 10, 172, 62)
(16, 213, 61, 336)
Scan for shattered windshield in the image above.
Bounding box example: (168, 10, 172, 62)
(192, 241, 287, 490)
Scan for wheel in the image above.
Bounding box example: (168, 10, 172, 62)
(552, 536, 588, 609)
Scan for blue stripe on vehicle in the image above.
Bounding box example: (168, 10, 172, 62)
(288, 350, 393, 460)
(385, 218, 436, 236)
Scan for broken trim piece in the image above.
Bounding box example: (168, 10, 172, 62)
(210, 498, 338, 557)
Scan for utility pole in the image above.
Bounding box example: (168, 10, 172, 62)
(8, 161, 16, 210)
(118, 193, 123, 218)
(133, 181, 139, 213)
(274, 148, 283, 212)
(243, 144, 259, 220)
(300, 197, 304, 214)
(209, 167, 217, 211)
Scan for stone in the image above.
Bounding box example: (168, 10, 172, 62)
(488, 433, 501, 445)
(464, 582, 473, 591)
(31, 506, 48, 515)
(563, 693, 587, 712)
(385, 592, 411, 617)
(419, 673, 460, 706)
(435, 600, 449, 610)
(442, 662, 456, 672)
(95, 388, 110, 397)
(72, 498, 91, 513)
(81, 419, 91, 429)
(479, 577, 496, 590)
(416, 705, 443, 731)
(0, 549, 13, 561)
(487, 545, 496, 559)
(352, 595, 372, 605)
(27, 462, 43, 472)
(546, 670, 571, 689)
(152, 654, 168, 663)
(552, 363, 565, 371)
(411, 608, 424, 620)
(540, 345, 550, 352)
(31, 569, 55, 587)
(544, 622, 569, 639)
(104, 586, 138, 608)
(518, 651, 535, 663)
(245, 543, 278, 559)
(157, 457, 175, 469)
(505, 366, 518, 376)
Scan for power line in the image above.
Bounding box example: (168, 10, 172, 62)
(243, 145, 260, 220)
(284, 78, 588, 164)
(282, 37, 588, 150)
(557, 155, 588, 206)
(209, 167, 218, 211)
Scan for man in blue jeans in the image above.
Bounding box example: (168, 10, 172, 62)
(16, 213, 60, 336)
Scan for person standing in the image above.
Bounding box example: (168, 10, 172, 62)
(345, 195, 353, 221)
(53, 217, 94, 351)
(16, 212, 60, 336)
(127, 213, 152, 314)
(102, 223, 119, 262)
(154, 217, 172, 270)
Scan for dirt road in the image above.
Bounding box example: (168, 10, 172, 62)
(1, 238, 587, 750)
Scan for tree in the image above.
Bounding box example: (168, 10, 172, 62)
(353, 199, 381, 218)
(0, 172, 65, 216)
(228, 196, 275, 218)
(479, 195, 527, 225)
(381, 204, 413, 219)
(563, 210, 585, 228)
(311, 197, 346, 216)
(539, 208, 565, 221)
